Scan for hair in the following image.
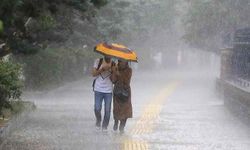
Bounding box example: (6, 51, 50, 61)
(118, 60, 129, 70)
(104, 56, 111, 63)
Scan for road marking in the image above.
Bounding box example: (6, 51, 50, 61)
(122, 80, 180, 150)
(123, 139, 148, 150)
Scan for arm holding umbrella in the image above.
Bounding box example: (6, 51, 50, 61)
(111, 64, 119, 83)
(92, 59, 111, 77)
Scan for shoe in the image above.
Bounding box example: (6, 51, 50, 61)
(119, 125, 125, 134)
(113, 123, 118, 131)
(102, 127, 108, 133)
(119, 130, 124, 135)
(95, 126, 101, 131)
(95, 121, 101, 131)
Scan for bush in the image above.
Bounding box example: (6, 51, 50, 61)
(0, 60, 23, 115)
(19, 48, 96, 90)
(38, 14, 56, 31)
(91, 0, 108, 8)
(0, 20, 3, 34)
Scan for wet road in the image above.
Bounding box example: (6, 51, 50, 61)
(1, 70, 250, 150)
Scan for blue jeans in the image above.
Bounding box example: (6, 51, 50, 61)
(94, 91, 112, 128)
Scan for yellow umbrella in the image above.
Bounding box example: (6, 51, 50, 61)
(94, 43, 138, 62)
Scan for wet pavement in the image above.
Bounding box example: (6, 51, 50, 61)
(1, 70, 250, 150)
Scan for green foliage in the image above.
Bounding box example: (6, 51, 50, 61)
(38, 14, 56, 30)
(0, 61, 23, 114)
(96, 0, 177, 47)
(1, 101, 26, 116)
(0, 20, 3, 34)
(10, 39, 40, 55)
(10, 101, 35, 114)
(0, 0, 108, 58)
(183, 0, 250, 50)
(21, 49, 64, 89)
(9, 101, 25, 114)
(1, 101, 36, 119)
(67, 0, 88, 11)
(0, 0, 110, 90)
(91, 0, 108, 8)
(0, 0, 24, 25)
(19, 48, 95, 90)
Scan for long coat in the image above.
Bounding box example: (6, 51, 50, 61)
(111, 67, 132, 120)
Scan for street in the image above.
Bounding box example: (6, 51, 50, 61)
(1, 70, 250, 150)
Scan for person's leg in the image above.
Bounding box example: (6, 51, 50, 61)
(94, 91, 104, 127)
(113, 119, 119, 131)
(102, 93, 112, 129)
(119, 118, 127, 133)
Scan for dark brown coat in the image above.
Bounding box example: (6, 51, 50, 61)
(111, 67, 132, 120)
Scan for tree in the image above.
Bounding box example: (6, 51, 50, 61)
(0, 0, 108, 57)
(183, 0, 250, 51)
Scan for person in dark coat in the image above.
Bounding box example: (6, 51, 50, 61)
(111, 60, 132, 133)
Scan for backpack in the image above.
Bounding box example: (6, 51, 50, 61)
(92, 58, 103, 91)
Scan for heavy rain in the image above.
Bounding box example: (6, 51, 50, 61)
(0, 0, 250, 150)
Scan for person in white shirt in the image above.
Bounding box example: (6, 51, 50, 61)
(92, 56, 114, 131)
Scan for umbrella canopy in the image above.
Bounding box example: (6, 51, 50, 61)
(94, 43, 138, 62)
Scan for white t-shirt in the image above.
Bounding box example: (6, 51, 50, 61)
(93, 59, 113, 93)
